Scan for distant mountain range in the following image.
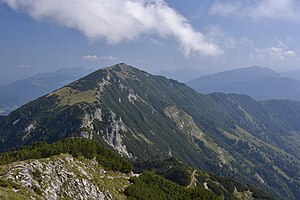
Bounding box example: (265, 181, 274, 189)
(155, 67, 204, 82)
(3, 66, 300, 116)
(1, 63, 300, 199)
(281, 69, 300, 80)
(0, 67, 93, 115)
(187, 66, 300, 101)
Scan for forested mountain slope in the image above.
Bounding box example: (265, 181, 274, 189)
(0, 63, 299, 199)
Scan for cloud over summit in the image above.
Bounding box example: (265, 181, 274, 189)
(3, 0, 221, 56)
(254, 47, 296, 61)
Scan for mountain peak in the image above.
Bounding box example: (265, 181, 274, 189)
(105, 63, 137, 73)
(85, 63, 150, 83)
(106, 63, 131, 69)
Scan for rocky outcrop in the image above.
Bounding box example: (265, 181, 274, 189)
(0, 154, 130, 200)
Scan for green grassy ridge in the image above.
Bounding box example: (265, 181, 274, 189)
(198, 172, 274, 200)
(125, 171, 221, 200)
(133, 157, 193, 186)
(133, 158, 274, 200)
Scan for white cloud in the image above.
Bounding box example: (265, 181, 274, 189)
(82, 55, 118, 61)
(210, 0, 300, 22)
(252, 47, 296, 61)
(82, 55, 98, 61)
(209, 1, 241, 16)
(205, 25, 236, 50)
(3, 0, 222, 57)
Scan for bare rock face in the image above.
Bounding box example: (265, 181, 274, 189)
(103, 111, 132, 158)
(1, 154, 130, 200)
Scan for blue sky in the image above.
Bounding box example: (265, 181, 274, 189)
(1, 0, 300, 81)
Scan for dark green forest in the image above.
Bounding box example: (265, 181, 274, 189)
(0, 138, 133, 173)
